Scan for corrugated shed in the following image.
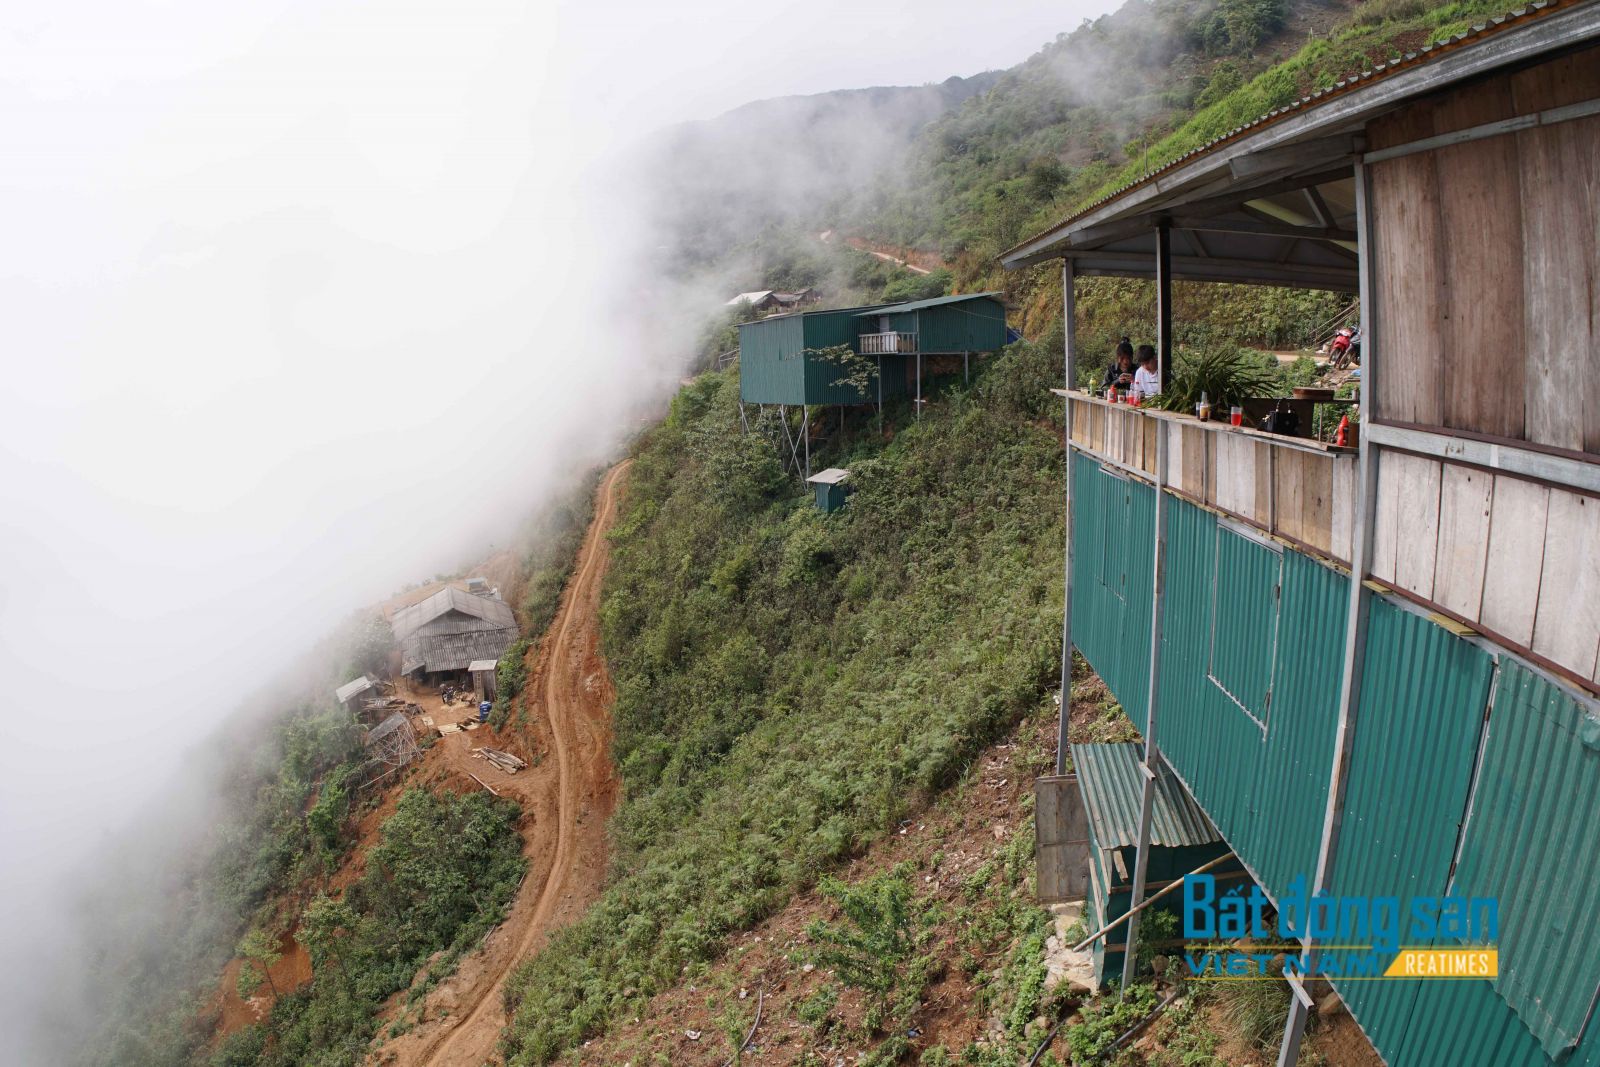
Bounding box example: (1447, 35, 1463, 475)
(1328, 598, 1495, 1059)
(1071, 742, 1220, 849)
(1070, 453, 1155, 731)
(335, 676, 374, 704)
(1156, 496, 1345, 903)
(1448, 661, 1600, 1058)
(366, 711, 412, 744)
(408, 629, 516, 674)
(392, 586, 517, 674)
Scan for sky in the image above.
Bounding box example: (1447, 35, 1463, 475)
(0, 0, 1117, 1060)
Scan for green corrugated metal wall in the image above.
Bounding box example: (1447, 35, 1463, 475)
(1327, 598, 1496, 1052)
(1070, 452, 1154, 731)
(917, 297, 1008, 353)
(1071, 453, 1600, 1067)
(799, 309, 878, 405)
(738, 315, 806, 405)
(739, 309, 905, 406)
(1156, 496, 1346, 904)
(1369, 661, 1600, 1067)
(1454, 661, 1600, 1057)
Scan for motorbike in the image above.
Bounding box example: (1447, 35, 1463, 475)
(1329, 326, 1361, 369)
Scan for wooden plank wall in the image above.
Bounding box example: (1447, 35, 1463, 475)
(1368, 44, 1600, 453)
(1068, 397, 1356, 563)
(1368, 452, 1600, 690)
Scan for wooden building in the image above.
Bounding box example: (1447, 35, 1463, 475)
(1004, 4, 1600, 1065)
(389, 584, 518, 684)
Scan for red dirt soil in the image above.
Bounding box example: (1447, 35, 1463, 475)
(211, 927, 314, 1037)
(375, 459, 630, 1067)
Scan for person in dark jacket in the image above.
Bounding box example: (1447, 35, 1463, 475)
(1101, 338, 1136, 392)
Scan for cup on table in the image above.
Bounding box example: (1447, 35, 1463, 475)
(1229, 406, 1244, 427)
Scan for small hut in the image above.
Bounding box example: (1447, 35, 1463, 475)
(468, 659, 500, 703)
(805, 468, 851, 514)
(335, 675, 376, 715)
(1070, 743, 1243, 985)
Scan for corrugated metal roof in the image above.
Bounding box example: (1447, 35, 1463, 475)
(726, 290, 774, 306)
(737, 301, 888, 328)
(1003, 0, 1576, 261)
(391, 585, 515, 641)
(335, 675, 374, 703)
(366, 711, 412, 744)
(467, 659, 500, 672)
(1071, 742, 1220, 850)
(851, 292, 1004, 316)
(806, 468, 850, 485)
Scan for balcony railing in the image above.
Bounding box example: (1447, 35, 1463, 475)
(860, 331, 917, 355)
(1061, 390, 1360, 565)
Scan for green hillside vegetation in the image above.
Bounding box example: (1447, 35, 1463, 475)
(73, 479, 598, 1067)
(502, 304, 1329, 1061)
(211, 789, 525, 1067)
(500, 344, 1067, 1062)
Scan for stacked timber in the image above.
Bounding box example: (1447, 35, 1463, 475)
(472, 747, 527, 774)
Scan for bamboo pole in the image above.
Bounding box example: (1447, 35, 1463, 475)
(1070, 852, 1235, 953)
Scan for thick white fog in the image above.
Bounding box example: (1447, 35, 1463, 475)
(0, 1, 1110, 1061)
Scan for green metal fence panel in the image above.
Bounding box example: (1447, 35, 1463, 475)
(1396, 975, 1546, 1066)
(1328, 597, 1496, 1060)
(1156, 496, 1345, 903)
(917, 298, 1008, 353)
(1209, 525, 1283, 729)
(1447, 661, 1600, 1059)
(738, 315, 806, 405)
(1070, 453, 1153, 732)
(802, 309, 880, 405)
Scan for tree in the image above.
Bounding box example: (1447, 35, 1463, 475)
(299, 893, 358, 978)
(236, 928, 281, 1001)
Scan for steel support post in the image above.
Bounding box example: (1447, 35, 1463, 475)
(1121, 425, 1170, 992)
(802, 404, 811, 480)
(1157, 221, 1174, 393)
(1058, 261, 1078, 774)
(1278, 158, 1378, 1067)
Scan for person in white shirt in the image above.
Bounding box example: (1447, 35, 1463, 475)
(1132, 346, 1161, 400)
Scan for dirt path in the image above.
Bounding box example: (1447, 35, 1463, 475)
(818, 230, 944, 275)
(380, 460, 631, 1067)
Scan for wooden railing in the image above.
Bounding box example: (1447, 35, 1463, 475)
(1060, 390, 1360, 565)
(860, 331, 917, 355)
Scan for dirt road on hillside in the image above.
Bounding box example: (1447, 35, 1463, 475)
(380, 460, 630, 1067)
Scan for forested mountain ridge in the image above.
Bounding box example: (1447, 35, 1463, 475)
(679, 0, 1536, 342)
